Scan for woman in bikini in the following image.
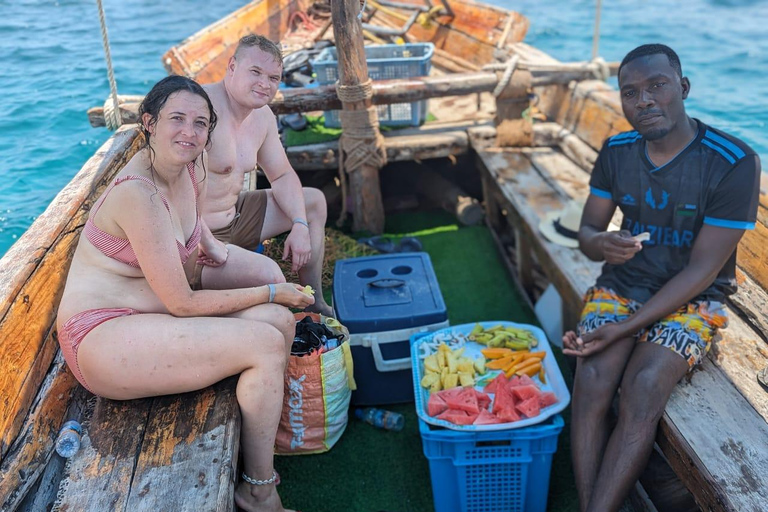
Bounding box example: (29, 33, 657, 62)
(57, 75, 306, 512)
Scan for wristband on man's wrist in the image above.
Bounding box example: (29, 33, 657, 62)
(292, 218, 309, 229)
(267, 284, 276, 303)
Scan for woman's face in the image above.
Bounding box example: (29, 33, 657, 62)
(144, 90, 210, 164)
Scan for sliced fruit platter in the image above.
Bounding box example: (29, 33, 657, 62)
(410, 321, 571, 431)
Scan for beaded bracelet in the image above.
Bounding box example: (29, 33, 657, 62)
(242, 470, 278, 486)
(267, 283, 276, 303)
(292, 218, 309, 228)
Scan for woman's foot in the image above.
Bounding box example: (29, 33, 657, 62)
(234, 481, 294, 512)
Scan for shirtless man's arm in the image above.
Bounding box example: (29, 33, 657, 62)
(257, 113, 311, 271)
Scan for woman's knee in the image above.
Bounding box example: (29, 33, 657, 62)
(247, 323, 288, 367)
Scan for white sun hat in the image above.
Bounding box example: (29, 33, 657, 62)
(539, 201, 584, 248)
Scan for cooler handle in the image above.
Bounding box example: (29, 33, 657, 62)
(368, 278, 406, 289)
(369, 335, 412, 372)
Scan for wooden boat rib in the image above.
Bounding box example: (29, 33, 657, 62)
(2, 0, 767, 510)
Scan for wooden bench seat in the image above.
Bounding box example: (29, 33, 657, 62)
(51, 379, 240, 511)
(473, 135, 768, 511)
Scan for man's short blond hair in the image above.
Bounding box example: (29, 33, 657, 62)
(234, 34, 283, 67)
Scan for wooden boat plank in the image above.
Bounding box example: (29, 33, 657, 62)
(661, 358, 768, 512)
(373, 1, 528, 65)
(0, 127, 142, 460)
(730, 270, 768, 341)
(475, 144, 768, 512)
(736, 210, 768, 290)
(710, 309, 768, 420)
(125, 379, 239, 512)
(288, 115, 494, 170)
(555, 80, 632, 152)
(55, 398, 152, 512)
(0, 356, 77, 512)
(164, 0, 298, 82)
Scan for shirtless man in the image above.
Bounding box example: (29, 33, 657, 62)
(200, 34, 332, 315)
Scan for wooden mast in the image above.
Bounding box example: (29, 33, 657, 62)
(331, 0, 386, 233)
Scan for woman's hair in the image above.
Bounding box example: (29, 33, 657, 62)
(137, 75, 217, 185)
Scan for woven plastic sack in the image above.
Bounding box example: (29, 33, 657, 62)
(275, 313, 356, 455)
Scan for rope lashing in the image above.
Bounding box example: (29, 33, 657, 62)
(336, 80, 374, 103)
(482, 54, 520, 97)
(96, 0, 121, 131)
(334, 79, 387, 226)
(587, 56, 610, 81)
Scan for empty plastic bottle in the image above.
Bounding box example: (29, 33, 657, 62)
(55, 420, 82, 458)
(354, 408, 404, 431)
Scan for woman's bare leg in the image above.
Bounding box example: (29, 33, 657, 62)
(76, 305, 296, 512)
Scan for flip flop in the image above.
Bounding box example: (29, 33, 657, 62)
(758, 367, 768, 392)
(280, 113, 308, 131)
(395, 236, 423, 253)
(358, 236, 396, 253)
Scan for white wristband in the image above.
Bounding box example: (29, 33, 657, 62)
(292, 218, 309, 228)
(267, 284, 276, 303)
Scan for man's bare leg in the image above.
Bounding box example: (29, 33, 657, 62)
(298, 188, 332, 315)
(568, 334, 637, 511)
(261, 188, 333, 316)
(585, 342, 688, 512)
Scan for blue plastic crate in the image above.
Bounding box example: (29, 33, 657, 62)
(312, 43, 434, 128)
(420, 415, 564, 512)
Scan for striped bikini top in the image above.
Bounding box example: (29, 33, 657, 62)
(84, 162, 202, 269)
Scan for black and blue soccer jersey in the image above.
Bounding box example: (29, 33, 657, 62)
(589, 119, 761, 303)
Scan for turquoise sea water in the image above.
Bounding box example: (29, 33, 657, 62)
(1, 0, 766, 255)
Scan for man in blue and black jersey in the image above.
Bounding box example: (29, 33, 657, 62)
(561, 44, 761, 512)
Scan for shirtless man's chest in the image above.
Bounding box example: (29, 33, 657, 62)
(202, 106, 270, 230)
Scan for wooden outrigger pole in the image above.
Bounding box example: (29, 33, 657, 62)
(331, 0, 386, 233)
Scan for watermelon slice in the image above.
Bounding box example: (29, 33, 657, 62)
(437, 387, 465, 401)
(444, 387, 480, 414)
(539, 391, 557, 408)
(427, 393, 448, 417)
(517, 374, 537, 387)
(473, 409, 503, 425)
(495, 405, 521, 423)
(511, 384, 541, 403)
(483, 372, 507, 394)
(516, 396, 541, 418)
(437, 408, 478, 425)
(474, 389, 492, 410)
(492, 385, 515, 414)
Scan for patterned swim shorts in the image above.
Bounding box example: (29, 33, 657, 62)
(577, 287, 728, 369)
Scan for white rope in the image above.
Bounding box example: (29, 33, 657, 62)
(592, 0, 603, 60)
(96, 0, 121, 131)
(481, 54, 520, 97)
(588, 56, 610, 81)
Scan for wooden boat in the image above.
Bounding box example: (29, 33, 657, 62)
(4, 0, 768, 510)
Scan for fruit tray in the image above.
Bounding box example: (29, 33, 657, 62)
(411, 321, 571, 431)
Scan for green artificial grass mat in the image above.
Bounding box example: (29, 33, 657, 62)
(283, 113, 437, 147)
(276, 210, 577, 511)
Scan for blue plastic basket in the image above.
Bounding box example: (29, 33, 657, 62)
(420, 415, 564, 512)
(312, 43, 434, 128)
